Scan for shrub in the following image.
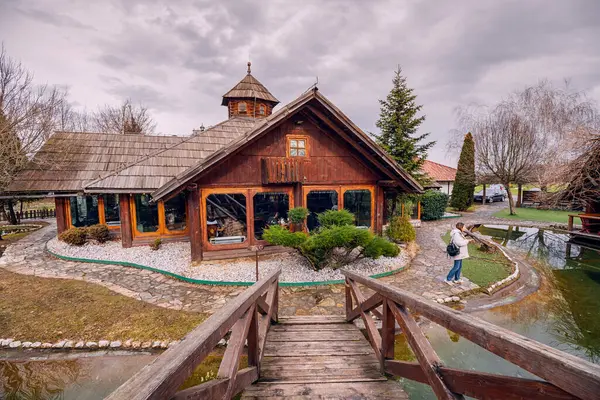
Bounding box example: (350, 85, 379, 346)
(58, 227, 87, 246)
(86, 224, 111, 243)
(421, 190, 449, 221)
(450, 132, 476, 211)
(288, 207, 309, 224)
(317, 209, 355, 228)
(363, 236, 400, 258)
(262, 225, 308, 248)
(150, 238, 162, 251)
(386, 215, 416, 243)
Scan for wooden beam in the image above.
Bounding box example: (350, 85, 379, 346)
(106, 268, 281, 400)
(381, 299, 395, 362)
(341, 269, 600, 400)
(171, 367, 258, 400)
(388, 302, 462, 400)
(385, 361, 576, 400)
(119, 194, 133, 248)
(55, 197, 68, 234)
(346, 293, 383, 322)
(348, 279, 382, 361)
(186, 188, 202, 262)
(256, 294, 270, 316)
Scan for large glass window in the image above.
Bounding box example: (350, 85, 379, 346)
(164, 193, 187, 232)
(306, 190, 338, 231)
(70, 195, 99, 227)
(206, 193, 247, 245)
(102, 194, 120, 227)
(343, 190, 372, 228)
(254, 192, 289, 239)
(134, 194, 159, 233)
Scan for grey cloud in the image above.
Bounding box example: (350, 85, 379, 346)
(14, 7, 94, 30)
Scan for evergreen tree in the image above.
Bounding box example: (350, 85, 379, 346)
(450, 132, 476, 211)
(376, 67, 435, 179)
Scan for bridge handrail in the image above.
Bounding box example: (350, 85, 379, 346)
(107, 267, 281, 400)
(341, 269, 600, 400)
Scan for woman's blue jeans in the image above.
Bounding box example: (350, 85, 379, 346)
(446, 259, 463, 281)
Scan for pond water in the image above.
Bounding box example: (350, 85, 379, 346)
(402, 225, 600, 399)
(0, 351, 157, 399)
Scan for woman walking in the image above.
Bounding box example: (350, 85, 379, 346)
(446, 222, 470, 285)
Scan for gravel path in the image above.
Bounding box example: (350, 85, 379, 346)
(47, 238, 410, 283)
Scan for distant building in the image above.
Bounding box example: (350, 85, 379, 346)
(421, 160, 457, 195)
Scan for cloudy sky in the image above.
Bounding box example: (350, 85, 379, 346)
(2, 0, 599, 165)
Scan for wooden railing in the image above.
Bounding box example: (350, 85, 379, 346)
(107, 268, 281, 400)
(261, 157, 306, 184)
(342, 269, 600, 400)
(0, 208, 55, 222)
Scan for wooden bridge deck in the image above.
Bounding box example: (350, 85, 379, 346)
(241, 315, 407, 399)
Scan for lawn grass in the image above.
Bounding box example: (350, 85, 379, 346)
(492, 207, 573, 224)
(0, 269, 207, 342)
(442, 232, 513, 287)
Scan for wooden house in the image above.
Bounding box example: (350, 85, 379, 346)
(6, 63, 423, 261)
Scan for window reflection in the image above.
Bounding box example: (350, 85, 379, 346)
(254, 192, 289, 239)
(343, 190, 371, 228)
(134, 194, 159, 233)
(306, 190, 338, 231)
(102, 194, 120, 226)
(164, 193, 187, 231)
(70, 195, 99, 227)
(206, 193, 247, 245)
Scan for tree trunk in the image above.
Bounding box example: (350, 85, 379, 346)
(7, 200, 18, 225)
(0, 200, 8, 222)
(505, 184, 516, 215)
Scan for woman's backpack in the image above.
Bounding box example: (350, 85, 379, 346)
(447, 234, 460, 257)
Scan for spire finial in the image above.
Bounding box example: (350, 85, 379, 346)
(247, 61, 251, 74)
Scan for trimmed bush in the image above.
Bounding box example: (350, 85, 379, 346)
(317, 209, 355, 228)
(262, 225, 308, 248)
(86, 224, 111, 243)
(288, 207, 309, 224)
(421, 190, 449, 221)
(386, 215, 416, 243)
(363, 235, 400, 259)
(58, 227, 87, 246)
(150, 238, 162, 251)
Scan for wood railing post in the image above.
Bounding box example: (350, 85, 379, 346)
(247, 307, 260, 375)
(273, 281, 279, 323)
(381, 298, 395, 372)
(345, 278, 353, 321)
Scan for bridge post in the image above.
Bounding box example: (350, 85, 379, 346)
(344, 278, 353, 321)
(381, 299, 395, 373)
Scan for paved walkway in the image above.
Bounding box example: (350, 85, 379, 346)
(0, 204, 555, 316)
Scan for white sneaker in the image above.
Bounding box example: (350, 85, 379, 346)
(454, 279, 464, 284)
(444, 280, 454, 286)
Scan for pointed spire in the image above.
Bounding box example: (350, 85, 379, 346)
(247, 61, 251, 74)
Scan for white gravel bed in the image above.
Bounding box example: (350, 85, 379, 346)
(47, 238, 409, 283)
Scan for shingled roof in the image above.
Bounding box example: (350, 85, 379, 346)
(6, 117, 258, 194)
(221, 63, 279, 106)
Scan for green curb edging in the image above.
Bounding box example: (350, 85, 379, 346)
(45, 244, 406, 287)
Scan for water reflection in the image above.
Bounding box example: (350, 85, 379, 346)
(402, 225, 600, 399)
(0, 352, 156, 400)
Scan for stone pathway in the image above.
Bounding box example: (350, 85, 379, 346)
(0, 204, 556, 317)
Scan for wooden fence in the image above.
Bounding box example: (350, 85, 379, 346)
(106, 268, 280, 400)
(0, 209, 55, 222)
(342, 269, 600, 400)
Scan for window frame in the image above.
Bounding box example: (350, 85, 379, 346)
(286, 135, 309, 158)
(129, 194, 189, 238)
(201, 187, 294, 251)
(237, 101, 247, 114)
(302, 185, 375, 230)
(258, 104, 266, 116)
(67, 194, 121, 230)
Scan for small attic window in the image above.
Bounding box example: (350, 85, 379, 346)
(287, 136, 307, 157)
(238, 102, 247, 114)
(259, 104, 266, 116)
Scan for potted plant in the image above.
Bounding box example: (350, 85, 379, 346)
(288, 207, 309, 232)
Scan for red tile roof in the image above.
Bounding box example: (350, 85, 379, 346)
(421, 160, 457, 182)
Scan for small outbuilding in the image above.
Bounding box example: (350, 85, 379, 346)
(420, 160, 456, 195)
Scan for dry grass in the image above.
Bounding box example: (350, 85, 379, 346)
(0, 269, 207, 342)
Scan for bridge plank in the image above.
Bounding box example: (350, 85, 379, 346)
(241, 381, 408, 399)
(172, 367, 258, 400)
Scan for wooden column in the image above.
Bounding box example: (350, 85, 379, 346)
(482, 184, 486, 204)
(375, 186, 384, 234)
(187, 188, 203, 263)
(517, 184, 523, 207)
(55, 197, 68, 234)
(119, 194, 133, 248)
(293, 183, 303, 208)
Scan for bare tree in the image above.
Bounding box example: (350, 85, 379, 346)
(0, 44, 67, 223)
(92, 99, 156, 134)
(455, 81, 600, 214)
